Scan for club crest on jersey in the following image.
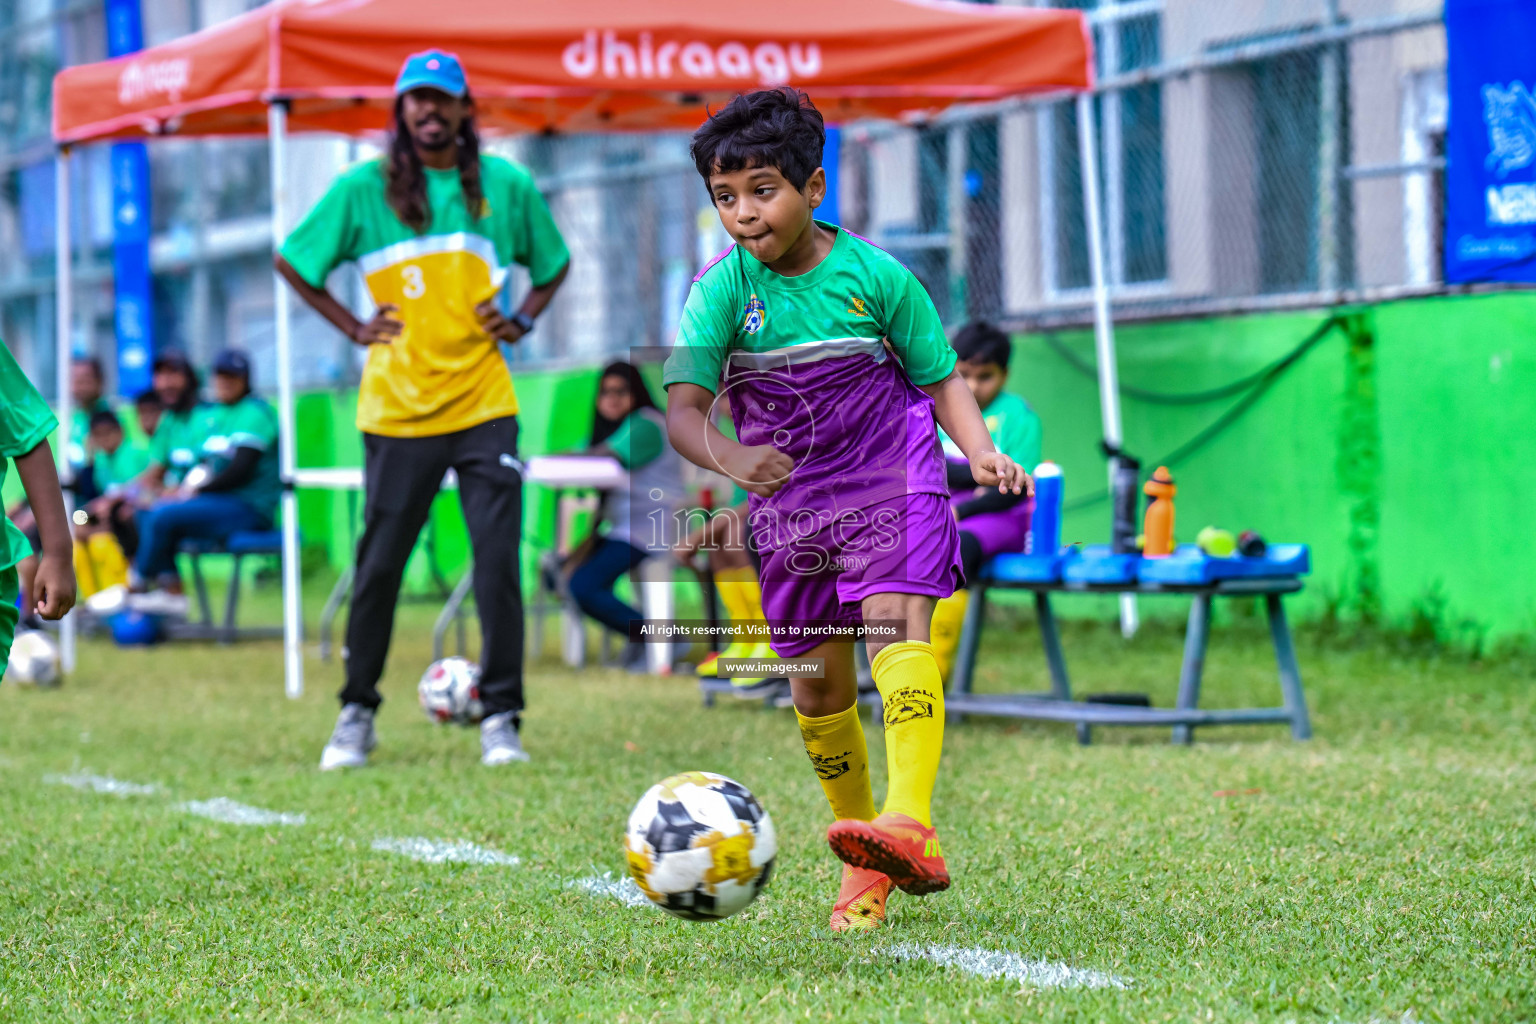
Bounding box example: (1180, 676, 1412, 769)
(846, 294, 871, 317)
(742, 295, 766, 334)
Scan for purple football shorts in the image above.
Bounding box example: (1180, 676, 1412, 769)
(756, 492, 962, 658)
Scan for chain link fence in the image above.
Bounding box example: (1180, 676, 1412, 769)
(841, 0, 1449, 331)
(496, 0, 1452, 364)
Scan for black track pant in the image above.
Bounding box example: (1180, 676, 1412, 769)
(341, 417, 524, 716)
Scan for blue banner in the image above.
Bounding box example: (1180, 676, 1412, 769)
(821, 126, 841, 226)
(1445, 0, 1536, 283)
(106, 0, 153, 394)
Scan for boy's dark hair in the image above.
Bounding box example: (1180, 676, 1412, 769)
(88, 409, 122, 433)
(952, 321, 1012, 370)
(690, 88, 825, 191)
(134, 389, 163, 409)
(74, 355, 104, 380)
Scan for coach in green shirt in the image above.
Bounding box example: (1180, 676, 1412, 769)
(277, 50, 569, 772)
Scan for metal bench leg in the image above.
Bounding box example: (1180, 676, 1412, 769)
(1034, 591, 1088, 744)
(222, 554, 243, 644)
(319, 564, 354, 661)
(1035, 591, 1072, 701)
(950, 585, 987, 697)
(432, 570, 475, 662)
(1267, 593, 1312, 740)
(1172, 594, 1212, 744)
(190, 553, 215, 628)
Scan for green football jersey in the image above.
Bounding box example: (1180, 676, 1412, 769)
(204, 396, 281, 520)
(663, 223, 955, 391)
(148, 404, 221, 487)
(940, 391, 1042, 468)
(281, 155, 569, 437)
(92, 440, 150, 492)
(0, 342, 58, 571)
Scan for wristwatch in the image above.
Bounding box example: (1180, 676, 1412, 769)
(510, 311, 536, 335)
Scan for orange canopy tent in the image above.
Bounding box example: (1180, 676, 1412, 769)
(51, 0, 1121, 696)
(54, 0, 1090, 141)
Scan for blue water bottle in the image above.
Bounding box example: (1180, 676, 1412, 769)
(1029, 461, 1063, 556)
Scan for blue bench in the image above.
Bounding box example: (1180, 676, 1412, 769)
(949, 543, 1313, 745)
(178, 530, 287, 643)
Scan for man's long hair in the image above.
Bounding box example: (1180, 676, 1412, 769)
(385, 91, 485, 234)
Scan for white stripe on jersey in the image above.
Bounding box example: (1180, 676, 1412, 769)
(726, 336, 888, 370)
(357, 232, 506, 288)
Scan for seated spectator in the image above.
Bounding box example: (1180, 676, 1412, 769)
(563, 362, 683, 670)
(88, 410, 150, 498)
(67, 355, 113, 504)
(70, 411, 146, 600)
(89, 351, 216, 566)
(133, 389, 164, 445)
(930, 321, 1043, 681)
(128, 350, 280, 616)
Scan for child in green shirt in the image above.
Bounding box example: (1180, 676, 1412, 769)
(0, 342, 77, 655)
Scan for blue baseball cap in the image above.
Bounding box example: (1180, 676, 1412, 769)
(213, 349, 252, 380)
(395, 50, 468, 98)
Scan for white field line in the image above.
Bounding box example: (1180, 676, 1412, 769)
(570, 873, 653, 908)
(44, 772, 160, 797)
(175, 797, 306, 826)
(888, 944, 1131, 990)
(371, 836, 520, 866)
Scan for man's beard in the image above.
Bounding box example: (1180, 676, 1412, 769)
(413, 126, 456, 152)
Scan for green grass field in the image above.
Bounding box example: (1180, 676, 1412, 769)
(2, 593, 1533, 1023)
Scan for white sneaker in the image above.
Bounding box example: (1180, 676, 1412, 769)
(127, 590, 190, 617)
(320, 703, 377, 771)
(480, 711, 529, 766)
(85, 584, 129, 616)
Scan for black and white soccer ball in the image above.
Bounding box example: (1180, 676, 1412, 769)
(5, 630, 61, 688)
(624, 771, 776, 921)
(417, 656, 483, 725)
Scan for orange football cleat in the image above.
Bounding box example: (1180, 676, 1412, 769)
(829, 864, 892, 933)
(826, 812, 950, 896)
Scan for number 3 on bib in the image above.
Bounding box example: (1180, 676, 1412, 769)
(401, 264, 426, 299)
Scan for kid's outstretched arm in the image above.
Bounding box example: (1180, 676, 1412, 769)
(665, 383, 794, 498)
(921, 372, 1033, 497)
(15, 440, 76, 619)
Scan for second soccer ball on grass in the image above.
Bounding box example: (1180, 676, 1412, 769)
(417, 656, 484, 725)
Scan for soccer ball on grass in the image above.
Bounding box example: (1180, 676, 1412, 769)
(5, 630, 61, 687)
(625, 771, 776, 921)
(417, 656, 484, 724)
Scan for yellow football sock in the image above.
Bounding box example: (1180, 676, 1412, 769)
(73, 540, 98, 598)
(795, 703, 877, 822)
(872, 641, 946, 828)
(88, 532, 130, 591)
(715, 567, 767, 657)
(929, 591, 969, 684)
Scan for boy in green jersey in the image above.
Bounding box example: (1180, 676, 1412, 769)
(664, 89, 1030, 932)
(0, 341, 77, 660)
(88, 410, 151, 494)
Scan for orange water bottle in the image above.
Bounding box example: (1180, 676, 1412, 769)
(1142, 466, 1176, 557)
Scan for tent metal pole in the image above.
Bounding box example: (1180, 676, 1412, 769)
(1074, 92, 1138, 638)
(269, 101, 304, 699)
(54, 147, 77, 673)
